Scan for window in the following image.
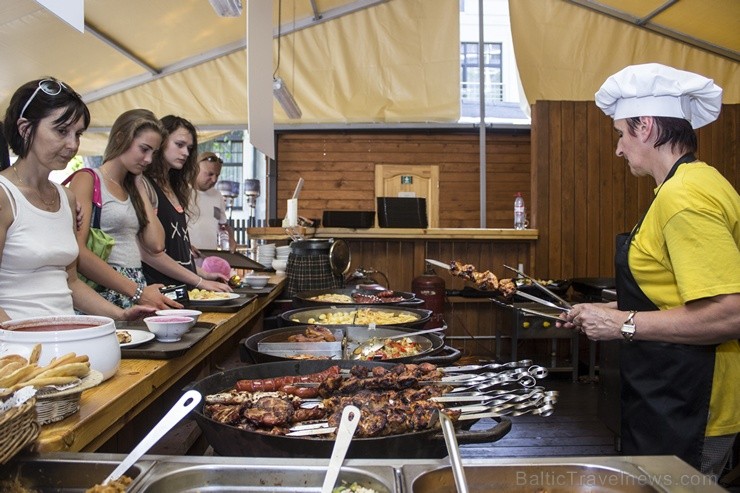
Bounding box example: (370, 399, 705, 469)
(199, 131, 244, 209)
(460, 41, 502, 118)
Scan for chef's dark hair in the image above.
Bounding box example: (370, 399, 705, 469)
(626, 116, 697, 155)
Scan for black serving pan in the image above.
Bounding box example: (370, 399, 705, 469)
(294, 287, 424, 308)
(241, 325, 461, 366)
(279, 305, 433, 330)
(185, 360, 510, 459)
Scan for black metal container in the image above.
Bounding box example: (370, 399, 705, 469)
(185, 360, 511, 459)
(279, 305, 433, 330)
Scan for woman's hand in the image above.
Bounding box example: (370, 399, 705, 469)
(558, 303, 625, 341)
(201, 270, 230, 284)
(198, 278, 232, 292)
(140, 284, 183, 309)
(120, 305, 157, 321)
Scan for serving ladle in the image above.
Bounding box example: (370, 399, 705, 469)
(351, 326, 446, 359)
(321, 405, 361, 493)
(100, 390, 201, 486)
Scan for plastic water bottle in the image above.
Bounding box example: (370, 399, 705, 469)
(514, 192, 527, 230)
(217, 223, 230, 251)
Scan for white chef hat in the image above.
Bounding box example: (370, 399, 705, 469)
(595, 63, 723, 129)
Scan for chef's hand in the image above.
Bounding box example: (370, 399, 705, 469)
(558, 303, 625, 341)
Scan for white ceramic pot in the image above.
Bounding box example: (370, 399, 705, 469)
(0, 315, 120, 380)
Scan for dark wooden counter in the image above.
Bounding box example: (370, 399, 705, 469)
(35, 275, 285, 453)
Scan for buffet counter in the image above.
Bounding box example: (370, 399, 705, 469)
(35, 274, 286, 453)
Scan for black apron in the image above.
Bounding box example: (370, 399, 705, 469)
(615, 153, 716, 470)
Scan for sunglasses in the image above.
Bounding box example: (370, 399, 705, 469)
(19, 79, 68, 120)
(201, 155, 223, 164)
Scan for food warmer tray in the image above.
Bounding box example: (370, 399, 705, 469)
(0, 453, 723, 492)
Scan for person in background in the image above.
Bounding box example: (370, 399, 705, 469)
(139, 115, 230, 292)
(560, 64, 739, 478)
(0, 77, 154, 321)
(188, 151, 236, 256)
(67, 109, 182, 309)
(0, 123, 10, 170)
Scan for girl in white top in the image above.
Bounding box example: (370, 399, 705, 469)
(67, 109, 181, 310)
(0, 77, 154, 322)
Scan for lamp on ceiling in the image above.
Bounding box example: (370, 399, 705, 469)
(209, 0, 242, 17)
(273, 76, 302, 119)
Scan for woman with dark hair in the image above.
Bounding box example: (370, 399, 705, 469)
(0, 123, 10, 170)
(67, 108, 181, 309)
(0, 77, 153, 321)
(139, 115, 230, 291)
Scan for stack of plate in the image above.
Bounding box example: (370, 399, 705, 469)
(275, 245, 291, 262)
(257, 243, 276, 266)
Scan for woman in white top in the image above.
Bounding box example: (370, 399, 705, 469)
(67, 109, 181, 309)
(0, 77, 154, 322)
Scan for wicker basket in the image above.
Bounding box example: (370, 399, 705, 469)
(0, 397, 40, 464)
(35, 370, 103, 425)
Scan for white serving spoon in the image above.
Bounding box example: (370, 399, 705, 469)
(101, 390, 202, 486)
(321, 405, 361, 493)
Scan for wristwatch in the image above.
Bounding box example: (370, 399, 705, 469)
(621, 311, 637, 342)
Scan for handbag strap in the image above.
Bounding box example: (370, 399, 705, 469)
(62, 168, 102, 228)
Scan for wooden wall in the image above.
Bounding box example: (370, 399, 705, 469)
(531, 102, 739, 280)
(275, 131, 532, 228)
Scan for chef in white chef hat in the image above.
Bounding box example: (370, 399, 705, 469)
(595, 63, 723, 128)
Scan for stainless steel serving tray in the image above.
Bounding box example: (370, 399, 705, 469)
(1, 453, 723, 493)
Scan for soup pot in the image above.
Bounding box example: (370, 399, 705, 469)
(0, 315, 120, 380)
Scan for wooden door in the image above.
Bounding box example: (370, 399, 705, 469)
(374, 164, 439, 227)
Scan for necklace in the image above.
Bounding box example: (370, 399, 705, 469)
(100, 167, 122, 188)
(12, 164, 57, 211)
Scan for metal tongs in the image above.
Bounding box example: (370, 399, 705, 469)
(503, 264, 573, 310)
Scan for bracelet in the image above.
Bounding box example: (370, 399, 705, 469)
(131, 284, 144, 305)
(195, 277, 203, 288)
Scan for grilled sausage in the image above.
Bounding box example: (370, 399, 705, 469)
(235, 366, 340, 392)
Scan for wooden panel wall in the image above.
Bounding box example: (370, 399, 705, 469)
(532, 102, 739, 280)
(275, 131, 531, 228)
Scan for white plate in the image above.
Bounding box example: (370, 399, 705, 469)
(117, 329, 155, 348)
(188, 292, 242, 306)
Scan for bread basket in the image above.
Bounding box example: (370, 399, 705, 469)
(0, 390, 40, 464)
(34, 370, 103, 425)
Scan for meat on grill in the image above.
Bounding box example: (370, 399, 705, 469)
(449, 260, 517, 296)
(204, 363, 458, 439)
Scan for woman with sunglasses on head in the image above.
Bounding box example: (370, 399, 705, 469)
(66, 109, 183, 310)
(0, 77, 154, 321)
(138, 115, 230, 292)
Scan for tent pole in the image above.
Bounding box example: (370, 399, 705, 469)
(478, 0, 487, 228)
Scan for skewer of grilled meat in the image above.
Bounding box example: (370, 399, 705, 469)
(449, 260, 517, 296)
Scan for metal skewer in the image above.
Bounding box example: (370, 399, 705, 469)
(503, 264, 573, 309)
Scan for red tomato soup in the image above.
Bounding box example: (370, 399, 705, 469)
(11, 324, 96, 332)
